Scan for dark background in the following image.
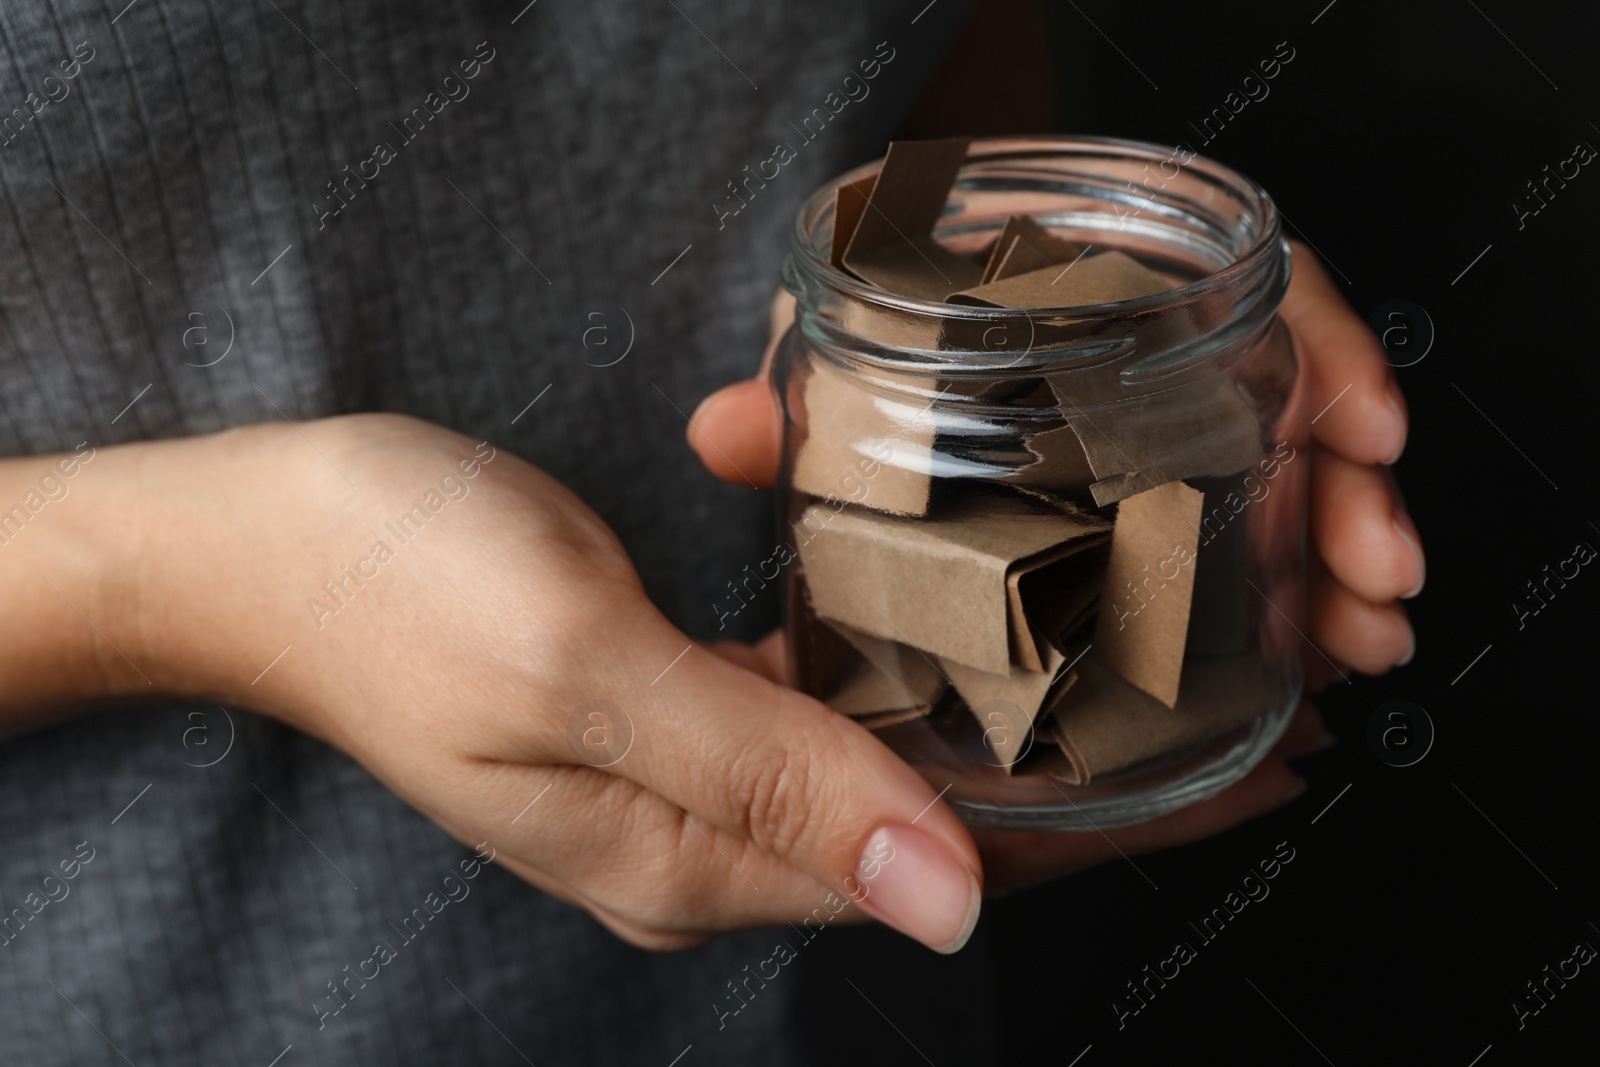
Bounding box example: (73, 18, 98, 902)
(800, 3, 1600, 1064)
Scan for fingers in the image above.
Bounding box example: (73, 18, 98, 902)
(1280, 241, 1408, 466)
(1304, 445, 1420, 679)
(1310, 449, 1425, 602)
(1308, 561, 1415, 674)
(974, 755, 1306, 895)
(600, 606, 984, 953)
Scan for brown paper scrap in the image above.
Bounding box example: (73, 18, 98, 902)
(1007, 535, 1108, 671)
(796, 492, 1110, 675)
(827, 662, 930, 720)
(1069, 375, 1267, 507)
(812, 613, 944, 722)
(1041, 655, 1270, 784)
(794, 587, 860, 697)
(1004, 423, 1097, 503)
(827, 620, 948, 708)
(980, 215, 1085, 285)
(942, 646, 1073, 770)
(1081, 382, 1267, 508)
(1184, 474, 1256, 656)
(955, 249, 1263, 508)
(789, 354, 936, 517)
(1093, 480, 1204, 707)
(831, 174, 878, 270)
(841, 139, 985, 301)
(949, 250, 1170, 310)
(857, 705, 934, 731)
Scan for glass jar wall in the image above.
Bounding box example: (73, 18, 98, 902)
(776, 137, 1308, 830)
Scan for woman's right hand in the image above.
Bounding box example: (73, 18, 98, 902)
(2, 413, 987, 952)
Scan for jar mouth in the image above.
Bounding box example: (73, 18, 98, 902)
(787, 134, 1284, 322)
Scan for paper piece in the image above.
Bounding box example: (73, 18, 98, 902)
(789, 354, 935, 517)
(1041, 655, 1270, 784)
(841, 139, 985, 301)
(807, 612, 945, 721)
(1051, 375, 1267, 508)
(946, 244, 1262, 507)
(858, 706, 934, 731)
(794, 588, 861, 697)
(1093, 480, 1204, 707)
(831, 174, 878, 270)
(941, 646, 1073, 770)
(796, 491, 1110, 675)
(827, 620, 948, 708)
(1004, 423, 1097, 503)
(828, 661, 932, 720)
(948, 250, 1170, 310)
(980, 215, 1084, 285)
(1184, 474, 1256, 656)
(1007, 537, 1108, 671)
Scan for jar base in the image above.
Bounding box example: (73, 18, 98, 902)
(944, 685, 1301, 832)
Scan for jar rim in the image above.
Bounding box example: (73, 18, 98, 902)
(787, 134, 1285, 321)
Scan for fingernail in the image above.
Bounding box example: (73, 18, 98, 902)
(1397, 623, 1417, 667)
(853, 825, 981, 955)
(1383, 381, 1408, 465)
(1393, 514, 1425, 599)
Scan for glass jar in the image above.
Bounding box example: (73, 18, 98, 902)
(775, 136, 1308, 831)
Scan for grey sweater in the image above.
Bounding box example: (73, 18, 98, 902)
(0, 1, 1000, 1064)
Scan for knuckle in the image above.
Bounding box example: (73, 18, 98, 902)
(730, 740, 816, 857)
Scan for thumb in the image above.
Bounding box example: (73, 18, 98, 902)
(613, 605, 985, 952)
(686, 288, 793, 488)
(687, 379, 781, 489)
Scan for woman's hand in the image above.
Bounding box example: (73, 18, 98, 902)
(0, 415, 995, 953)
(684, 240, 1422, 893)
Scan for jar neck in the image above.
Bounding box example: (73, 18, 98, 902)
(783, 136, 1289, 402)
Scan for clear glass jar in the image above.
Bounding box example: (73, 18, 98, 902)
(775, 136, 1308, 831)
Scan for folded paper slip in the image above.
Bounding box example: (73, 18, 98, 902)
(1058, 376, 1267, 507)
(827, 663, 934, 721)
(1008, 533, 1105, 672)
(793, 589, 861, 698)
(948, 250, 1170, 310)
(796, 492, 1110, 675)
(827, 620, 947, 711)
(1093, 480, 1205, 707)
(1003, 423, 1098, 509)
(979, 215, 1085, 286)
(947, 250, 1263, 506)
(800, 596, 945, 721)
(857, 706, 933, 731)
(831, 174, 878, 270)
(840, 139, 985, 301)
(790, 353, 938, 517)
(1184, 473, 1257, 656)
(1039, 654, 1271, 785)
(941, 646, 1074, 770)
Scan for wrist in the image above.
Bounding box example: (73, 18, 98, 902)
(115, 422, 325, 728)
(0, 436, 161, 714)
(8, 424, 313, 726)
